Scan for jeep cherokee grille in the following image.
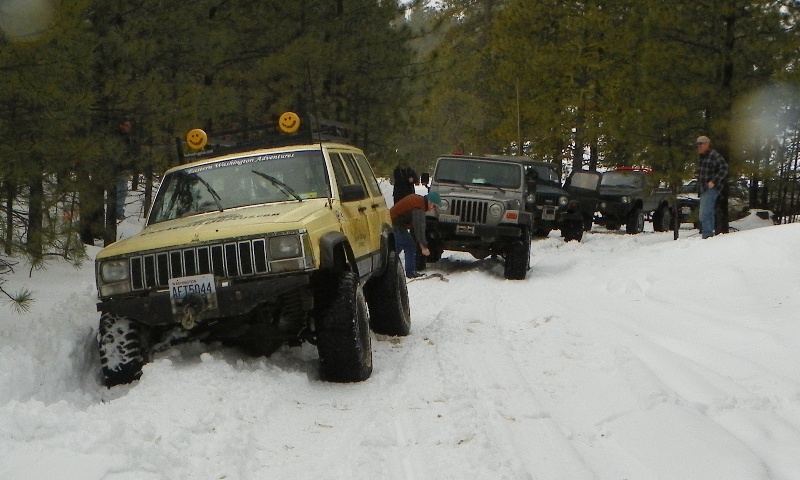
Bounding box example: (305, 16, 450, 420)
(450, 198, 488, 224)
(130, 238, 269, 290)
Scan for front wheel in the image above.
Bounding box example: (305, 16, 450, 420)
(561, 220, 584, 242)
(652, 206, 672, 232)
(317, 271, 373, 383)
(365, 250, 411, 336)
(582, 213, 593, 232)
(626, 208, 644, 234)
(504, 229, 530, 280)
(98, 314, 149, 387)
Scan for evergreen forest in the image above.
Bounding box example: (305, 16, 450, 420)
(1, 0, 799, 268)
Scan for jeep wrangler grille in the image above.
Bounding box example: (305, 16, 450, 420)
(535, 193, 560, 206)
(450, 199, 488, 224)
(129, 238, 269, 290)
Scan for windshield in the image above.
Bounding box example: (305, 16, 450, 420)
(434, 158, 522, 189)
(148, 150, 329, 224)
(530, 164, 560, 184)
(601, 171, 646, 188)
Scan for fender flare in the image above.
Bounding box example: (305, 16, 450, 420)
(319, 231, 356, 274)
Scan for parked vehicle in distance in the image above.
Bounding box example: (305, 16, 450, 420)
(595, 167, 673, 234)
(563, 170, 602, 233)
(675, 179, 749, 232)
(503, 158, 595, 242)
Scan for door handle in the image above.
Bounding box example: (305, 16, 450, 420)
(358, 206, 367, 213)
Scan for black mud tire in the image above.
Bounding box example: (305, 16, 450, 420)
(626, 208, 644, 234)
(582, 213, 593, 232)
(98, 314, 148, 388)
(533, 228, 551, 238)
(365, 250, 411, 336)
(317, 271, 373, 382)
(652, 206, 672, 232)
(561, 220, 584, 242)
(504, 229, 530, 280)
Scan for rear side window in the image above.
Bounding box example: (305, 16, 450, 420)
(353, 153, 382, 198)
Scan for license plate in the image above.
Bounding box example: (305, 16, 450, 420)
(681, 207, 691, 215)
(543, 208, 556, 221)
(168, 273, 218, 314)
(439, 214, 460, 224)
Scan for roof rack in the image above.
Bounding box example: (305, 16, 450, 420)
(178, 112, 353, 163)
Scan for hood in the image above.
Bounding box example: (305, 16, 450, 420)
(535, 184, 566, 195)
(98, 199, 330, 259)
(433, 184, 523, 200)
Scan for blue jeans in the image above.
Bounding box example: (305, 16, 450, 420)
(699, 188, 719, 239)
(393, 227, 417, 276)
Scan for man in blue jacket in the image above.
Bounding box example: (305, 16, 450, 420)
(694, 135, 728, 239)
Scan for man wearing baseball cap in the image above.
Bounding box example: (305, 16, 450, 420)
(694, 135, 728, 238)
(390, 191, 441, 278)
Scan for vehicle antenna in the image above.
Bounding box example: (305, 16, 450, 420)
(306, 62, 333, 209)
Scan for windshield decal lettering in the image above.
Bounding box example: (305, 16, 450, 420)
(185, 153, 297, 174)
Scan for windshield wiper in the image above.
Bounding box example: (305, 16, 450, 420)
(252, 170, 303, 202)
(184, 172, 223, 212)
(437, 178, 470, 190)
(479, 182, 506, 193)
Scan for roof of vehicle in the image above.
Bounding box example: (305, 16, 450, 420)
(610, 167, 652, 174)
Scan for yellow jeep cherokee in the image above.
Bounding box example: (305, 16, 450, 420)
(95, 117, 410, 387)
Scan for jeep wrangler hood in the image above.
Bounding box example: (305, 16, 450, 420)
(97, 199, 331, 259)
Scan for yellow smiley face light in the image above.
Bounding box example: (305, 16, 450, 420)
(186, 128, 208, 150)
(278, 112, 300, 134)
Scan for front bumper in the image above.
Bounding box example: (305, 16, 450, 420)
(97, 273, 311, 327)
(597, 201, 632, 221)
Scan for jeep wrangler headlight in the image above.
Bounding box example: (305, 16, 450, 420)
(489, 203, 504, 217)
(621, 196, 630, 204)
(98, 259, 131, 297)
(559, 196, 569, 207)
(439, 198, 450, 211)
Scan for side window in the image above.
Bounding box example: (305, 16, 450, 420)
(353, 153, 382, 198)
(329, 153, 351, 195)
(340, 153, 368, 191)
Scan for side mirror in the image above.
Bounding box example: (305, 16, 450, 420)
(340, 184, 366, 202)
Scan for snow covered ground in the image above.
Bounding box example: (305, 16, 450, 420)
(1, 183, 798, 480)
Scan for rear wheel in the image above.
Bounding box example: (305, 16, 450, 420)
(317, 271, 372, 382)
(98, 314, 148, 387)
(365, 250, 411, 336)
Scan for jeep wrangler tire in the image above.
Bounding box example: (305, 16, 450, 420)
(626, 208, 644, 234)
(98, 314, 148, 387)
(652, 205, 672, 232)
(317, 271, 373, 382)
(365, 250, 411, 336)
(503, 229, 530, 280)
(561, 220, 584, 242)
